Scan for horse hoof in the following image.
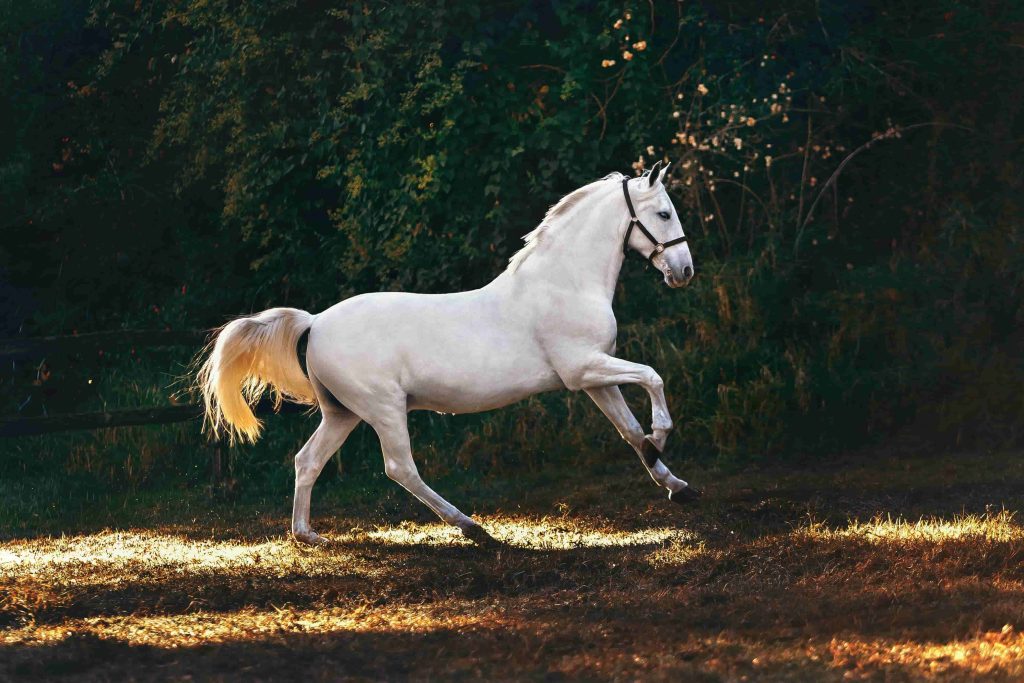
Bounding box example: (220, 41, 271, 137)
(293, 531, 328, 546)
(461, 524, 501, 547)
(668, 485, 703, 505)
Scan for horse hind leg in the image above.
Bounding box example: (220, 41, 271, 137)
(369, 406, 499, 546)
(291, 407, 361, 545)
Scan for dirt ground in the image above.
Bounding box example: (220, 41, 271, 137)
(3, 446, 1024, 681)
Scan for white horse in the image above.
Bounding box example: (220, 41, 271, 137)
(198, 161, 700, 546)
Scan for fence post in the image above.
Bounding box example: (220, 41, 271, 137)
(209, 435, 237, 499)
(210, 436, 227, 496)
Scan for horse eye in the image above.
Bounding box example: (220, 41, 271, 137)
(657, 210, 671, 220)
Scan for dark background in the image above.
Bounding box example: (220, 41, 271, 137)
(1, 0, 1022, 495)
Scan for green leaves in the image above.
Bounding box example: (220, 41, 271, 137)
(3, 0, 1021, 461)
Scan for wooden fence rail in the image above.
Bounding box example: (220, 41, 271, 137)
(0, 329, 211, 360)
(0, 401, 310, 438)
(1, 327, 312, 438)
(0, 327, 312, 488)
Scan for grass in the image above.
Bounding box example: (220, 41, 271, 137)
(3, 445, 1024, 681)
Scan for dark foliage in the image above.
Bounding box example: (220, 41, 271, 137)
(1, 0, 1021, 473)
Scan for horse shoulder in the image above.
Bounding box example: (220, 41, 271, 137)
(535, 293, 617, 389)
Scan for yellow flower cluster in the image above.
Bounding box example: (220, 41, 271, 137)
(645, 62, 800, 195)
(607, 14, 644, 64)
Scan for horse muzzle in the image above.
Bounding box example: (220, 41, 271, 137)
(665, 264, 694, 288)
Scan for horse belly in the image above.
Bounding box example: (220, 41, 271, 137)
(406, 354, 564, 414)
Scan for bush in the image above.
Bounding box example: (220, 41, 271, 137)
(1, 0, 1021, 482)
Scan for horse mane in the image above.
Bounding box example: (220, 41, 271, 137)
(507, 172, 628, 273)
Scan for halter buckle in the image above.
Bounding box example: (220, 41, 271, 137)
(653, 244, 665, 254)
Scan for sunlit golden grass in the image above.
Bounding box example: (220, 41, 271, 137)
(828, 628, 1024, 679)
(4, 452, 1024, 680)
(8, 605, 504, 647)
(0, 516, 688, 580)
(799, 510, 1022, 544)
(0, 532, 290, 574)
(365, 516, 688, 548)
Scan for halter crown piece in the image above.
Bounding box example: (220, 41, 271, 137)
(621, 177, 688, 264)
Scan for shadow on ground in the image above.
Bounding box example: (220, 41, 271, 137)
(3, 448, 1024, 680)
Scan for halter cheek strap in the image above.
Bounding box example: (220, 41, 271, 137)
(621, 178, 688, 264)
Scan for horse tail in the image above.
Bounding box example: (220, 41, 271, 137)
(196, 307, 316, 444)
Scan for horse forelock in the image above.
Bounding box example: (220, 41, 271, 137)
(507, 172, 626, 272)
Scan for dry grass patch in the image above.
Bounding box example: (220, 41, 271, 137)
(3, 450, 1024, 680)
(801, 511, 1023, 544)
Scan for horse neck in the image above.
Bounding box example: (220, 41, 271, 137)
(510, 186, 627, 301)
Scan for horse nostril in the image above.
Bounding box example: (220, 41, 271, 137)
(683, 265, 694, 280)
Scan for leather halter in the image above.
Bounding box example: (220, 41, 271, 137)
(621, 178, 687, 264)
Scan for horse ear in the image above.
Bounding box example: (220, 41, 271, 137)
(648, 160, 663, 187)
(658, 161, 672, 186)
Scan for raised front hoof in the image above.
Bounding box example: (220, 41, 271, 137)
(292, 530, 329, 546)
(461, 524, 501, 548)
(668, 485, 703, 505)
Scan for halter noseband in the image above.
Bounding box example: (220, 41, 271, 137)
(621, 178, 687, 264)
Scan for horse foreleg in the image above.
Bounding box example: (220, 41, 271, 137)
(585, 386, 699, 502)
(292, 409, 361, 545)
(574, 354, 673, 450)
(370, 408, 498, 545)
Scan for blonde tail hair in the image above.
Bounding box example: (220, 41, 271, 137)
(197, 307, 316, 443)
